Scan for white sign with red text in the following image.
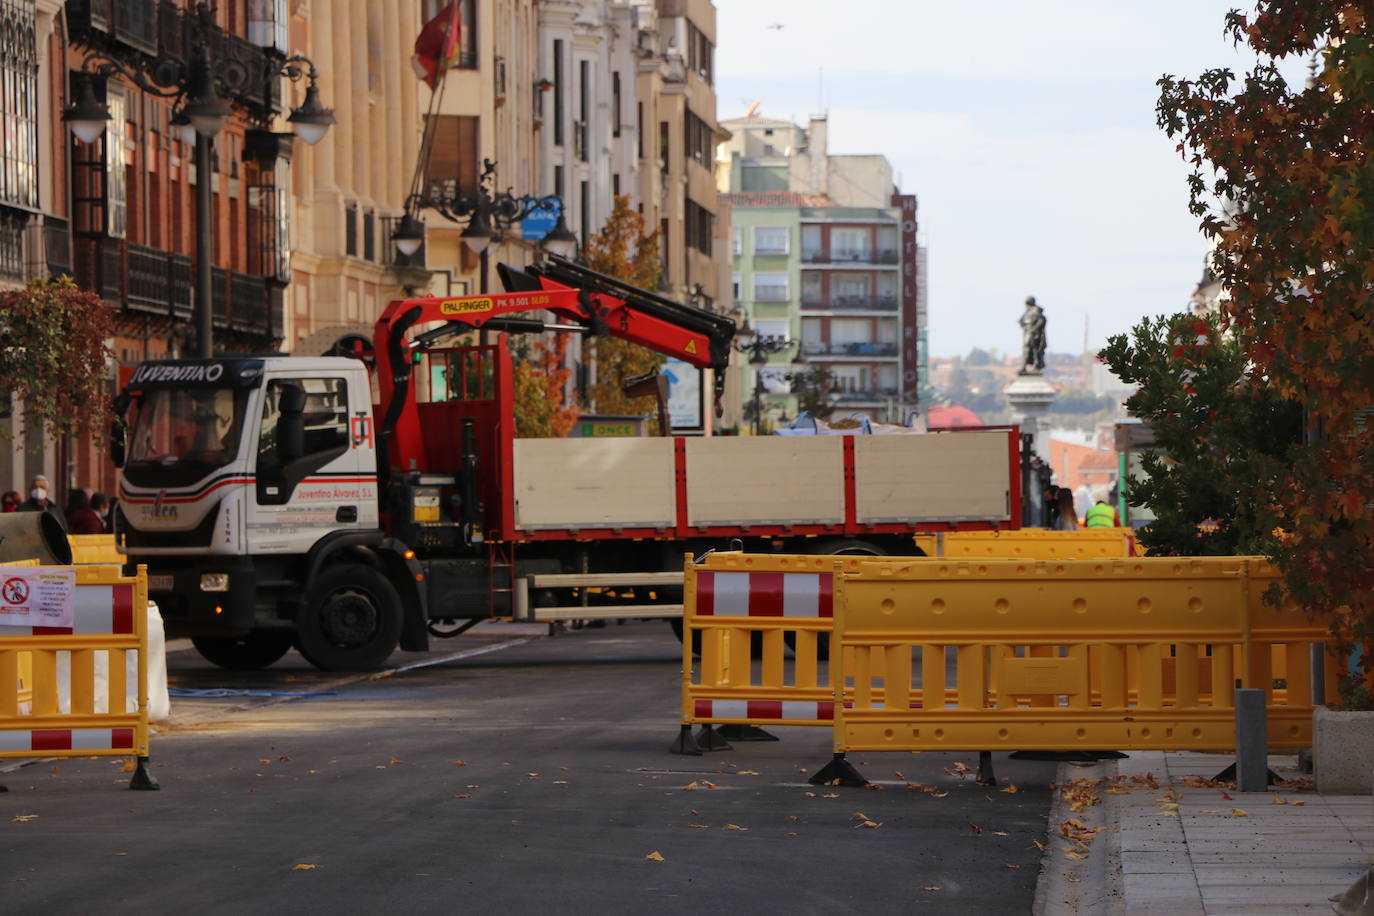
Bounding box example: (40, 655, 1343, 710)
(0, 567, 76, 628)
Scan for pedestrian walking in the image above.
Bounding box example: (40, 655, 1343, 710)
(1053, 487, 1078, 530)
(89, 492, 112, 533)
(19, 474, 67, 528)
(66, 489, 105, 535)
(0, 491, 19, 512)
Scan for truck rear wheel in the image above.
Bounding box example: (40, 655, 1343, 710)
(191, 631, 294, 670)
(296, 565, 403, 671)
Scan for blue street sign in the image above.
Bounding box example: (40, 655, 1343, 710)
(521, 199, 561, 241)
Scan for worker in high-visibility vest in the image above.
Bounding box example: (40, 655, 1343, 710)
(1084, 499, 1117, 528)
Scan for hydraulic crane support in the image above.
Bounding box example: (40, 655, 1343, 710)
(372, 254, 737, 476)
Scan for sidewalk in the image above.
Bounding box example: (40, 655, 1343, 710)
(1045, 750, 1374, 914)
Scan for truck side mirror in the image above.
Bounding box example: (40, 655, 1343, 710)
(277, 384, 307, 463)
(110, 421, 126, 468)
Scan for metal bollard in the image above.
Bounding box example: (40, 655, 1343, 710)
(1234, 688, 1268, 792)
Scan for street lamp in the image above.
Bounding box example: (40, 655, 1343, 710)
(734, 323, 796, 436)
(392, 158, 574, 295)
(62, 2, 333, 359)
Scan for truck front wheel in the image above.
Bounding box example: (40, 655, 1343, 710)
(296, 566, 403, 671)
(191, 630, 294, 670)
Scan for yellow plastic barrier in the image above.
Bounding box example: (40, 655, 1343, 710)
(824, 557, 1332, 773)
(914, 528, 1135, 560)
(68, 534, 123, 566)
(1, 564, 157, 789)
(675, 552, 869, 753)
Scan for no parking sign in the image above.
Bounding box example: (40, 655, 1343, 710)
(0, 567, 75, 628)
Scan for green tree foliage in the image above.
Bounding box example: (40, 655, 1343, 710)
(1099, 312, 1301, 556)
(1157, 3, 1374, 698)
(790, 365, 837, 420)
(581, 196, 666, 430)
(0, 278, 114, 441)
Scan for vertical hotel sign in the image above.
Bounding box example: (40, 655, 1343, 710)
(894, 194, 920, 408)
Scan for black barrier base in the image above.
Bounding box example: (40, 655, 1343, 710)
(1211, 762, 1280, 786)
(696, 725, 732, 752)
(808, 753, 868, 787)
(715, 724, 778, 742)
(976, 751, 997, 786)
(1008, 750, 1128, 763)
(128, 756, 160, 791)
(670, 724, 702, 756)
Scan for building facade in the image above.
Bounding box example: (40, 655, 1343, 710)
(718, 112, 924, 425)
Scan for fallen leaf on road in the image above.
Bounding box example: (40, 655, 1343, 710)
(920, 885, 942, 892)
(1001, 784, 1019, 794)
(893, 771, 904, 779)
(859, 820, 882, 829)
(968, 822, 983, 836)
(863, 784, 886, 791)
(1273, 793, 1287, 805)
(1105, 787, 1129, 795)
(993, 831, 1008, 837)
(552, 780, 568, 785)
(1032, 840, 1046, 852)
(11, 814, 37, 822)
(259, 759, 272, 766)
(1066, 875, 1083, 883)
(278, 755, 291, 762)
(1292, 800, 1305, 806)
(851, 812, 870, 821)
(1230, 808, 1248, 817)
(1065, 851, 1087, 860)
(803, 792, 817, 798)
(1159, 803, 1180, 812)
(723, 824, 747, 831)
(736, 770, 759, 776)
(527, 772, 540, 778)
(787, 815, 799, 822)
(453, 761, 468, 767)
(291, 864, 317, 871)
(1003, 863, 1020, 869)
(1220, 790, 1233, 800)
(930, 790, 949, 798)
(1160, 811, 1178, 817)
(121, 759, 137, 772)
(1198, 809, 1218, 814)
(645, 851, 664, 861)
(688, 824, 709, 829)
(389, 758, 403, 765)
(453, 793, 471, 799)
(822, 793, 839, 799)
(307, 770, 318, 775)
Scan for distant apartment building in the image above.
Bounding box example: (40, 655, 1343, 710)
(718, 112, 924, 424)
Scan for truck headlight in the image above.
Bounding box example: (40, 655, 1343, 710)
(199, 573, 230, 592)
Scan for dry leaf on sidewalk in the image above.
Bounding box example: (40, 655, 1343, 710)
(291, 864, 317, 871)
(645, 851, 664, 861)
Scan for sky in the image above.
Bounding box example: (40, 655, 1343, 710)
(712, 1, 1309, 360)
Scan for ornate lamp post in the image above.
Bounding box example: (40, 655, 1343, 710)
(61, 2, 334, 359)
(391, 158, 578, 294)
(734, 321, 797, 436)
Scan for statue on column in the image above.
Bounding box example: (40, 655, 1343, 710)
(1019, 296, 1046, 374)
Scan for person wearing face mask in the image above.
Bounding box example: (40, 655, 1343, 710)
(65, 489, 104, 535)
(89, 492, 111, 533)
(19, 474, 67, 529)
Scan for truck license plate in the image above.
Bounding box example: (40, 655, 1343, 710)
(148, 575, 175, 592)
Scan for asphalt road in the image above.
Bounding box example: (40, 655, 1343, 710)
(1, 621, 1059, 915)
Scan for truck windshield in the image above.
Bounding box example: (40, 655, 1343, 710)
(124, 387, 251, 487)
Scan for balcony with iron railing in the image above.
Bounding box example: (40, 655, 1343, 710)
(833, 386, 900, 404)
(799, 294, 900, 311)
(800, 249, 901, 265)
(78, 237, 277, 338)
(801, 342, 900, 358)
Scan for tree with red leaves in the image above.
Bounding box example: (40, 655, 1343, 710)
(1157, 2, 1374, 704)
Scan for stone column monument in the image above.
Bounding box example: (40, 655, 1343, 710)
(1003, 295, 1057, 462)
